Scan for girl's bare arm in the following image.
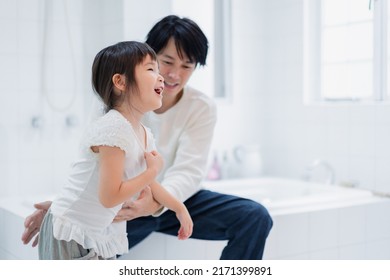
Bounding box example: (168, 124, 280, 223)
(149, 180, 193, 239)
(97, 146, 160, 208)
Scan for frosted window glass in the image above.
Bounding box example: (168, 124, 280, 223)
(348, 61, 373, 98)
(388, 2, 390, 99)
(322, 0, 349, 25)
(304, 0, 387, 103)
(347, 0, 372, 22)
(323, 0, 371, 25)
(322, 64, 348, 98)
(346, 22, 373, 60)
(348, 62, 372, 98)
(320, 0, 373, 100)
(322, 62, 372, 99)
(323, 23, 372, 62)
(322, 27, 348, 63)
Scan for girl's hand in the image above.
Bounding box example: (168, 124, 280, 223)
(176, 207, 193, 240)
(144, 150, 163, 175)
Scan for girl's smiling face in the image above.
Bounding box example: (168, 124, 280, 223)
(134, 55, 164, 113)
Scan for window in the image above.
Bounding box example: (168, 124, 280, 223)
(304, 0, 388, 103)
(214, 0, 232, 100)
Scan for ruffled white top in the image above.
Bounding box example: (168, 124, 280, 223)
(50, 109, 156, 259)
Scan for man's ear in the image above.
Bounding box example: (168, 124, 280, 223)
(112, 74, 126, 91)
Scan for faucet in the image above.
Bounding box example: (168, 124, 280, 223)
(302, 159, 335, 185)
(31, 116, 44, 129)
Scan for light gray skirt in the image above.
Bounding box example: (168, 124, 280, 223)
(38, 209, 110, 260)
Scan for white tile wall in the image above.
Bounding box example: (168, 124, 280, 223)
(0, 209, 38, 259)
(120, 233, 167, 260)
(338, 244, 366, 260)
(375, 159, 390, 193)
(309, 248, 338, 260)
(365, 201, 390, 241)
(120, 234, 226, 260)
(366, 239, 390, 260)
(263, 199, 390, 260)
(338, 206, 366, 246)
(238, 0, 390, 199)
(0, 0, 124, 197)
(273, 213, 309, 257)
(309, 209, 339, 251)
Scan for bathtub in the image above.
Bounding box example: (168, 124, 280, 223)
(1, 177, 389, 260)
(202, 177, 381, 216)
(202, 177, 390, 260)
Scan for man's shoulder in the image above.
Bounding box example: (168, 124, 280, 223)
(184, 86, 216, 107)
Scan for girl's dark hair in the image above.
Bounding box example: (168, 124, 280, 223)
(146, 15, 208, 66)
(91, 41, 157, 111)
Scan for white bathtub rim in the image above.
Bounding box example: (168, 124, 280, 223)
(202, 177, 384, 215)
(0, 194, 56, 219)
(0, 176, 385, 219)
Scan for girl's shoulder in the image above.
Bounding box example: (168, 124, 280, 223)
(82, 110, 133, 153)
(94, 109, 124, 124)
(89, 110, 129, 132)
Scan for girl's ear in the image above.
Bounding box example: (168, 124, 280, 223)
(112, 74, 126, 92)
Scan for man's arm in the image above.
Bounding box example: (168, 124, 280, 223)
(158, 99, 217, 210)
(113, 186, 162, 221)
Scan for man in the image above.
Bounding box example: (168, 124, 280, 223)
(22, 15, 273, 260)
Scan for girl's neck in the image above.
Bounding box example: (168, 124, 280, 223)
(115, 106, 143, 130)
(114, 106, 147, 150)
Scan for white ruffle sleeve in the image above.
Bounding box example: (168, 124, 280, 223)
(83, 110, 133, 155)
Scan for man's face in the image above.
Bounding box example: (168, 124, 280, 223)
(157, 38, 196, 99)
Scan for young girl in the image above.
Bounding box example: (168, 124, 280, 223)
(38, 41, 193, 260)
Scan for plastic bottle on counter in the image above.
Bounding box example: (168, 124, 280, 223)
(207, 154, 221, 180)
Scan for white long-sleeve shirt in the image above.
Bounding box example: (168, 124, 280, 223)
(143, 86, 217, 213)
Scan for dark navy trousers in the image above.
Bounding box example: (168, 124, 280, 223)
(126, 189, 273, 260)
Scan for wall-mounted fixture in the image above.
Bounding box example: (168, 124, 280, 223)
(65, 115, 78, 128)
(31, 116, 44, 129)
(302, 159, 335, 185)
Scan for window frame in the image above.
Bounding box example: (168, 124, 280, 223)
(303, 0, 389, 105)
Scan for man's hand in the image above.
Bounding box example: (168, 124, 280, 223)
(114, 186, 162, 222)
(21, 201, 52, 247)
